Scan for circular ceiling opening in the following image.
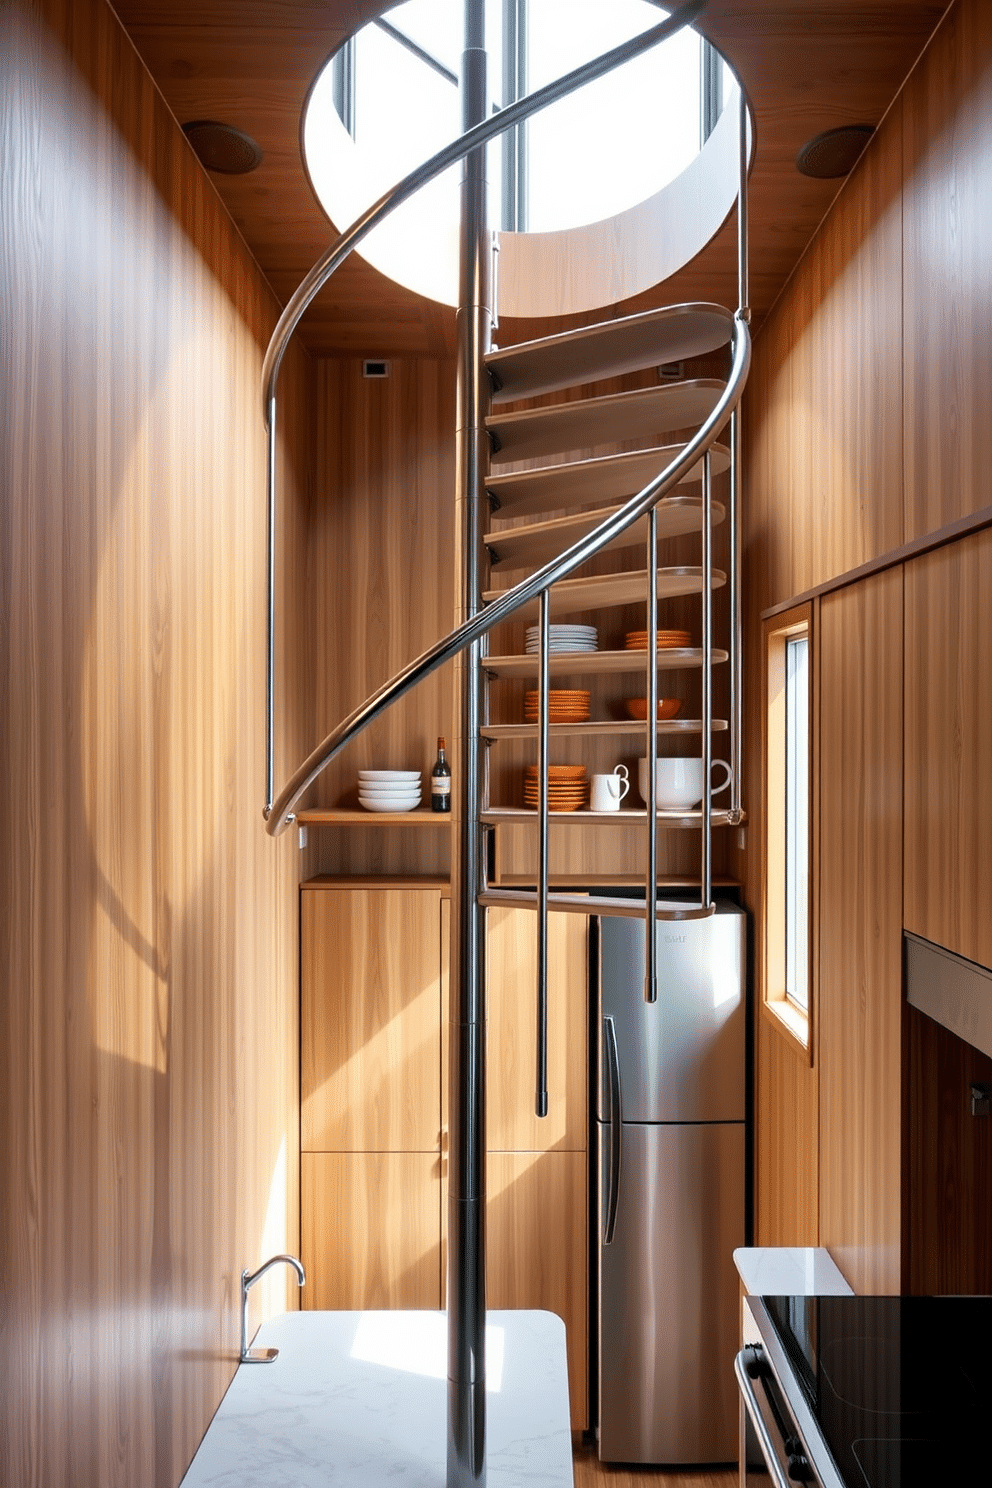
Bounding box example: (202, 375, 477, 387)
(302, 1, 747, 313)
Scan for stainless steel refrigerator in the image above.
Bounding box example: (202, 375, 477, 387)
(594, 902, 746, 1464)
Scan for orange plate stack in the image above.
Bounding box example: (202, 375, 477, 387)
(523, 688, 591, 724)
(523, 763, 588, 811)
(625, 629, 692, 650)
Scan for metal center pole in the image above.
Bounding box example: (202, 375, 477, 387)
(448, 3, 492, 1484)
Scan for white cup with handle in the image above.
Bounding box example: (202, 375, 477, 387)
(638, 756, 732, 810)
(590, 765, 630, 813)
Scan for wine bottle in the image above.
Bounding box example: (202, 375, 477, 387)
(431, 736, 451, 813)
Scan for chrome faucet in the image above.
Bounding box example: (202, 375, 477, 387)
(240, 1253, 306, 1363)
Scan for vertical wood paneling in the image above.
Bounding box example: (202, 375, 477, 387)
(0, 4, 307, 1484)
(903, 0, 992, 539)
(300, 887, 443, 1153)
(904, 529, 992, 968)
(754, 1026, 819, 1247)
(303, 357, 456, 881)
(817, 569, 904, 1294)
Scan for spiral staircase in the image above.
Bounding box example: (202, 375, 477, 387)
(260, 3, 751, 1483)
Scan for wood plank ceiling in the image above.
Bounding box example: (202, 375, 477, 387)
(115, 1, 949, 357)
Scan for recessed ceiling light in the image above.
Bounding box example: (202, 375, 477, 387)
(183, 120, 263, 175)
(796, 124, 875, 179)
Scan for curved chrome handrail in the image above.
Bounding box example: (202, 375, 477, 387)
(266, 311, 750, 835)
(261, 0, 707, 413)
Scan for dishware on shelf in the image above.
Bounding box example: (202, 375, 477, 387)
(524, 688, 590, 723)
(637, 756, 732, 810)
(357, 768, 423, 812)
(625, 629, 692, 650)
(523, 763, 588, 811)
(590, 766, 630, 813)
(525, 622, 598, 655)
(624, 697, 683, 721)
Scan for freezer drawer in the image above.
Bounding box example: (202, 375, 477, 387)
(597, 1119, 744, 1464)
(597, 904, 745, 1124)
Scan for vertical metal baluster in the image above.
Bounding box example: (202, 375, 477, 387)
(701, 452, 713, 910)
(738, 85, 751, 323)
(645, 508, 659, 1002)
(536, 589, 550, 1116)
(264, 395, 277, 820)
(730, 410, 743, 820)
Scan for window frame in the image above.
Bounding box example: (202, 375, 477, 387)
(762, 601, 815, 1064)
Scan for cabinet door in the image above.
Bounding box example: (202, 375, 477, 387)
(487, 1150, 588, 1431)
(486, 906, 588, 1152)
(301, 887, 442, 1153)
(303, 1152, 441, 1309)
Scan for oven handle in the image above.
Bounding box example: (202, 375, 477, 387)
(735, 1349, 792, 1488)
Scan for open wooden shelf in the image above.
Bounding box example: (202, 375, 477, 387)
(483, 647, 728, 679)
(480, 718, 728, 740)
(480, 807, 745, 828)
(483, 565, 725, 617)
(296, 808, 451, 826)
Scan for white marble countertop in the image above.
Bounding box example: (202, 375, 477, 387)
(733, 1246, 853, 1296)
(181, 1310, 573, 1488)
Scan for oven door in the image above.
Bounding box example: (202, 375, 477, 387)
(736, 1347, 823, 1488)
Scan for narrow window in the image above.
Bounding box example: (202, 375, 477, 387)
(763, 604, 813, 1059)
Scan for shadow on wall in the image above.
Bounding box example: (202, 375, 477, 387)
(2, 8, 300, 1485)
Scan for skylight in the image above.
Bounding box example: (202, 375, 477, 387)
(302, 0, 738, 308)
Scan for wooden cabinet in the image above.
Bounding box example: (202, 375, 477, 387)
(302, 883, 589, 1428)
(485, 906, 589, 1430)
(301, 880, 447, 1311)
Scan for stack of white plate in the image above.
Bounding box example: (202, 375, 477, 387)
(358, 769, 422, 812)
(525, 623, 598, 655)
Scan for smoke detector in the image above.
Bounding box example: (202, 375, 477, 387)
(183, 121, 263, 175)
(796, 124, 874, 179)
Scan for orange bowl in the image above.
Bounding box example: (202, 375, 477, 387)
(624, 697, 682, 721)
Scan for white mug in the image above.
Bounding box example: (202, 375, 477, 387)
(590, 765, 630, 813)
(638, 756, 732, 810)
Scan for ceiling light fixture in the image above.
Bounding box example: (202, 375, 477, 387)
(182, 120, 264, 175)
(796, 124, 874, 179)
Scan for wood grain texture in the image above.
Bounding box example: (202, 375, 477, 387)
(487, 1150, 588, 1431)
(903, 0, 992, 539)
(904, 529, 992, 968)
(908, 1005, 992, 1295)
(301, 886, 443, 1153)
(744, 95, 904, 612)
(302, 1152, 442, 1309)
(572, 1447, 736, 1488)
(301, 356, 456, 883)
(487, 907, 588, 1153)
(0, 2, 308, 1484)
(817, 569, 904, 1295)
(754, 1014, 820, 1247)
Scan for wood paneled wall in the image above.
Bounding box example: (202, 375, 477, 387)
(742, 0, 992, 1284)
(1, 3, 309, 1484)
(302, 356, 456, 880)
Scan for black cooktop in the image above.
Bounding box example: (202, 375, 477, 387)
(763, 1295, 992, 1488)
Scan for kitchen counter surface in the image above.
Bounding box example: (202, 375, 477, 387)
(181, 1309, 573, 1487)
(734, 1246, 853, 1297)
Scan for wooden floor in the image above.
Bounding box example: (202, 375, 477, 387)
(573, 1443, 737, 1488)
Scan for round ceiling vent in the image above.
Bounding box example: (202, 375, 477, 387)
(796, 124, 875, 179)
(182, 120, 263, 175)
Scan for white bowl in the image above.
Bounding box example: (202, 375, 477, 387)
(358, 779, 422, 792)
(359, 794, 421, 813)
(358, 769, 421, 784)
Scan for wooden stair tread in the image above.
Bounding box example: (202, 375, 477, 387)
(485, 303, 734, 404)
(486, 379, 725, 463)
(485, 495, 726, 572)
(483, 565, 726, 617)
(485, 442, 730, 520)
(483, 648, 728, 678)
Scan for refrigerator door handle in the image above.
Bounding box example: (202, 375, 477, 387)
(604, 1015, 622, 1245)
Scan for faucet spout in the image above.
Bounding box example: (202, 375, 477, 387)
(240, 1253, 306, 1363)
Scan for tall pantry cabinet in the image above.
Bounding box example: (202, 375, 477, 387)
(300, 878, 589, 1428)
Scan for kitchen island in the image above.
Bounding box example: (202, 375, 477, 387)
(181, 1309, 573, 1486)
